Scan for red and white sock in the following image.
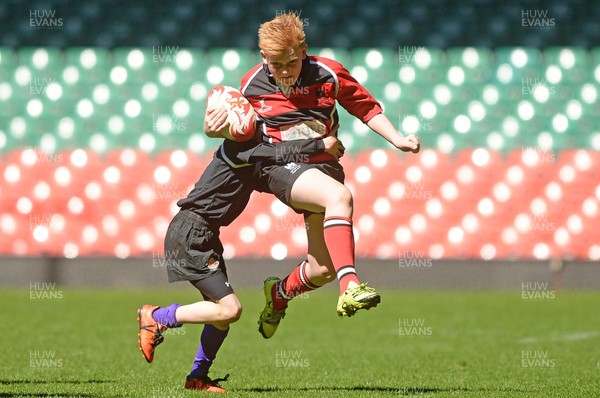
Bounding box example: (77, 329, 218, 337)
(323, 216, 360, 294)
(271, 260, 319, 310)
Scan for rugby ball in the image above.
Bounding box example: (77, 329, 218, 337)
(206, 85, 256, 142)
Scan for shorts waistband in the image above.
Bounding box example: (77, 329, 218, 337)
(180, 208, 209, 223)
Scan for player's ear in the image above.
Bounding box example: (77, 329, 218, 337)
(260, 50, 268, 63)
(301, 44, 308, 59)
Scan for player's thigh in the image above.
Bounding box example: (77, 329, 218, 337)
(190, 270, 234, 302)
(288, 169, 348, 213)
(304, 213, 334, 273)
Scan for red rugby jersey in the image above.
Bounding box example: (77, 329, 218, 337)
(240, 55, 383, 162)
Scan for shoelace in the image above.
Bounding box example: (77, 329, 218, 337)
(140, 324, 165, 345)
(355, 283, 376, 294)
(208, 373, 230, 386)
(263, 308, 286, 324)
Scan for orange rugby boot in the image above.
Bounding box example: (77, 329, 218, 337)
(184, 374, 229, 393)
(137, 304, 167, 363)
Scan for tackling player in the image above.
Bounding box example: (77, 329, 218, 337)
(243, 13, 421, 336)
(137, 133, 343, 393)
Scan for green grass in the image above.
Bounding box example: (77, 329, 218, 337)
(1, 288, 599, 397)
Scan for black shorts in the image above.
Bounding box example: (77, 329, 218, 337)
(256, 161, 345, 214)
(164, 209, 234, 300)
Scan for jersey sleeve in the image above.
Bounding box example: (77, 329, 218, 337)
(240, 63, 264, 94)
(328, 60, 383, 124)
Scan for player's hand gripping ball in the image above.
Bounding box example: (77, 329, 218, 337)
(206, 85, 257, 141)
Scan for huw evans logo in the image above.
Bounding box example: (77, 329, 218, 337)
(152, 182, 188, 200)
(29, 282, 63, 300)
(521, 350, 555, 367)
(276, 10, 309, 27)
(275, 145, 310, 164)
(29, 350, 63, 368)
(152, 46, 179, 63)
(29, 10, 63, 28)
(398, 250, 432, 269)
(521, 78, 556, 97)
(520, 146, 556, 164)
(398, 46, 427, 64)
(398, 318, 433, 336)
(153, 114, 187, 133)
(399, 114, 432, 134)
(29, 77, 56, 95)
(390, 181, 433, 200)
(521, 10, 555, 29)
(521, 282, 556, 300)
(527, 213, 556, 232)
(275, 350, 309, 367)
(152, 250, 187, 269)
(275, 211, 306, 232)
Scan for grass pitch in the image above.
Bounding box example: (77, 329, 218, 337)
(1, 287, 598, 397)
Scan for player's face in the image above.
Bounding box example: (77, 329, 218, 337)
(262, 46, 306, 87)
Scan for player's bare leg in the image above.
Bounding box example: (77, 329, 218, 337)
(288, 169, 352, 217)
(272, 213, 336, 304)
(175, 294, 242, 328)
(182, 294, 240, 393)
(288, 170, 380, 316)
(259, 213, 335, 338)
(138, 294, 241, 361)
(303, 213, 337, 284)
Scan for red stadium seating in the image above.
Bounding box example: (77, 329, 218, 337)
(1, 148, 597, 260)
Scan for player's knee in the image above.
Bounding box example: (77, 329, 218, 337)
(321, 270, 336, 282)
(305, 264, 336, 287)
(328, 186, 353, 210)
(220, 302, 242, 324)
(314, 266, 335, 281)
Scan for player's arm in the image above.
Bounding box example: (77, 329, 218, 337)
(367, 113, 420, 154)
(236, 136, 345, 164)
(205, 104, 345, 163)
(330, 59, 420, 154)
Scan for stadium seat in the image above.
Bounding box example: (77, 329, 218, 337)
(311, 48, 352, 66)
(1, 44, 599, 260)
(17, 47, 64, 78)
(446, 47, 493, 84)
(206, 48, 262, 87)
(112, 48, 162, 84)
(64, 47, 112, 84)
(0, 48, 16, 82)
(543, 47, 591, 84)
(351, 48, 397, 90)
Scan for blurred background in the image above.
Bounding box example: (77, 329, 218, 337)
(1, 0, 599, 288)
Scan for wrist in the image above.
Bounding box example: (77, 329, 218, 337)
(390, 133, 405, 148)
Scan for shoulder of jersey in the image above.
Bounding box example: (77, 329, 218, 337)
(308, 55, 346, 71)
(240, 63, 265, 93)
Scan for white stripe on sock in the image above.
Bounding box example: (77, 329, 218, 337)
(323, 218, 352, 228)
(278, 280, 293, 300)
(336, 266, 357, 281)
(298, 261, 315, 289)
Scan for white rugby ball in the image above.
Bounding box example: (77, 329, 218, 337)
(206, 85, 256, 142)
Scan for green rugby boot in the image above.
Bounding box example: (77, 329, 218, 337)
(258, 277, 287, 339)
(337, 283, 381, 317)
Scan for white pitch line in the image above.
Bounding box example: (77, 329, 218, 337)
(518, 331, 600, 344)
